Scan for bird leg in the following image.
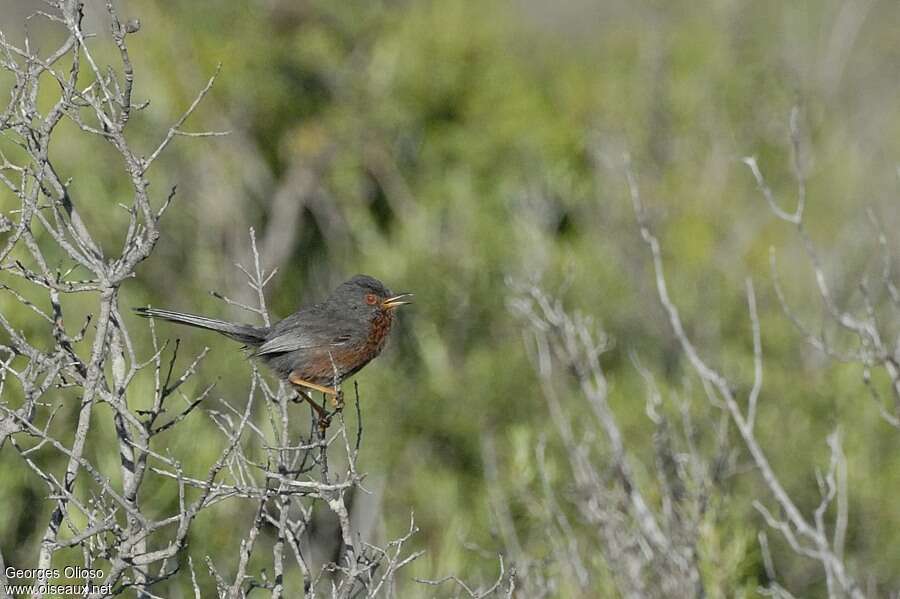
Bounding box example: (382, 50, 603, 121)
(288, 373, 341, 429)
(290, 385, 328, 419)
(288, 373, 339, 397)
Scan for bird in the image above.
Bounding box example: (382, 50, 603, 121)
(134, 274, 412, 419)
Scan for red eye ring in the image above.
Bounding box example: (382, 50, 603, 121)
(365, 293, 378, 305)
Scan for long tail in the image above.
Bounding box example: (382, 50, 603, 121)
(133, 307, 267, 346)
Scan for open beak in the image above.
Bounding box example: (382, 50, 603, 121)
(382, 293, 414, 309)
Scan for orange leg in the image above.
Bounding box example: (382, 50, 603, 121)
(288, 373, 338, 397)
(290, 386, 327, 419)
(288, 373, 342, 429)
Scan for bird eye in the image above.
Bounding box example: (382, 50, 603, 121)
(365, 293, 377, 305)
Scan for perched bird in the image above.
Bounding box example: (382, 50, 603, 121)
(134, 274, 412, 417)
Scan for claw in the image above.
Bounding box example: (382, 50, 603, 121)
(317, 411, 332, 434)
(329, 388, 345, 411)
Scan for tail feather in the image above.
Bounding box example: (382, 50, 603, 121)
(133, 307, 267, 345)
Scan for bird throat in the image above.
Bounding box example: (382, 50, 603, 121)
(367, 309, 394, 354)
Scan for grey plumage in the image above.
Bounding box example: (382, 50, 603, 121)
(132, 307, 267, 346)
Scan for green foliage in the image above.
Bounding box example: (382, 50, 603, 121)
(3, 0, 900, 595)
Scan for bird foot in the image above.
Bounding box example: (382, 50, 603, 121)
(330, 388, 345, 412)
(317, 411, 333, 435)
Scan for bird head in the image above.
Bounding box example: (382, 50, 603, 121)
(332, 274, 413, 318)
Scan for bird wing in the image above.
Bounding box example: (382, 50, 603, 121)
(255, 331, 352, 356)
(255, 304, 361, 357)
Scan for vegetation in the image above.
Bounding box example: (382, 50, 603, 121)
(1, 0, 899, 596)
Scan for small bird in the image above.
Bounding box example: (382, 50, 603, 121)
(135, 274, 412, 418)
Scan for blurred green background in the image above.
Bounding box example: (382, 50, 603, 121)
(2, 0, 900, 596)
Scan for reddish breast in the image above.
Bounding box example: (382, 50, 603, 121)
(300, 308, 395, 385)
(367, 308, 395, 355)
